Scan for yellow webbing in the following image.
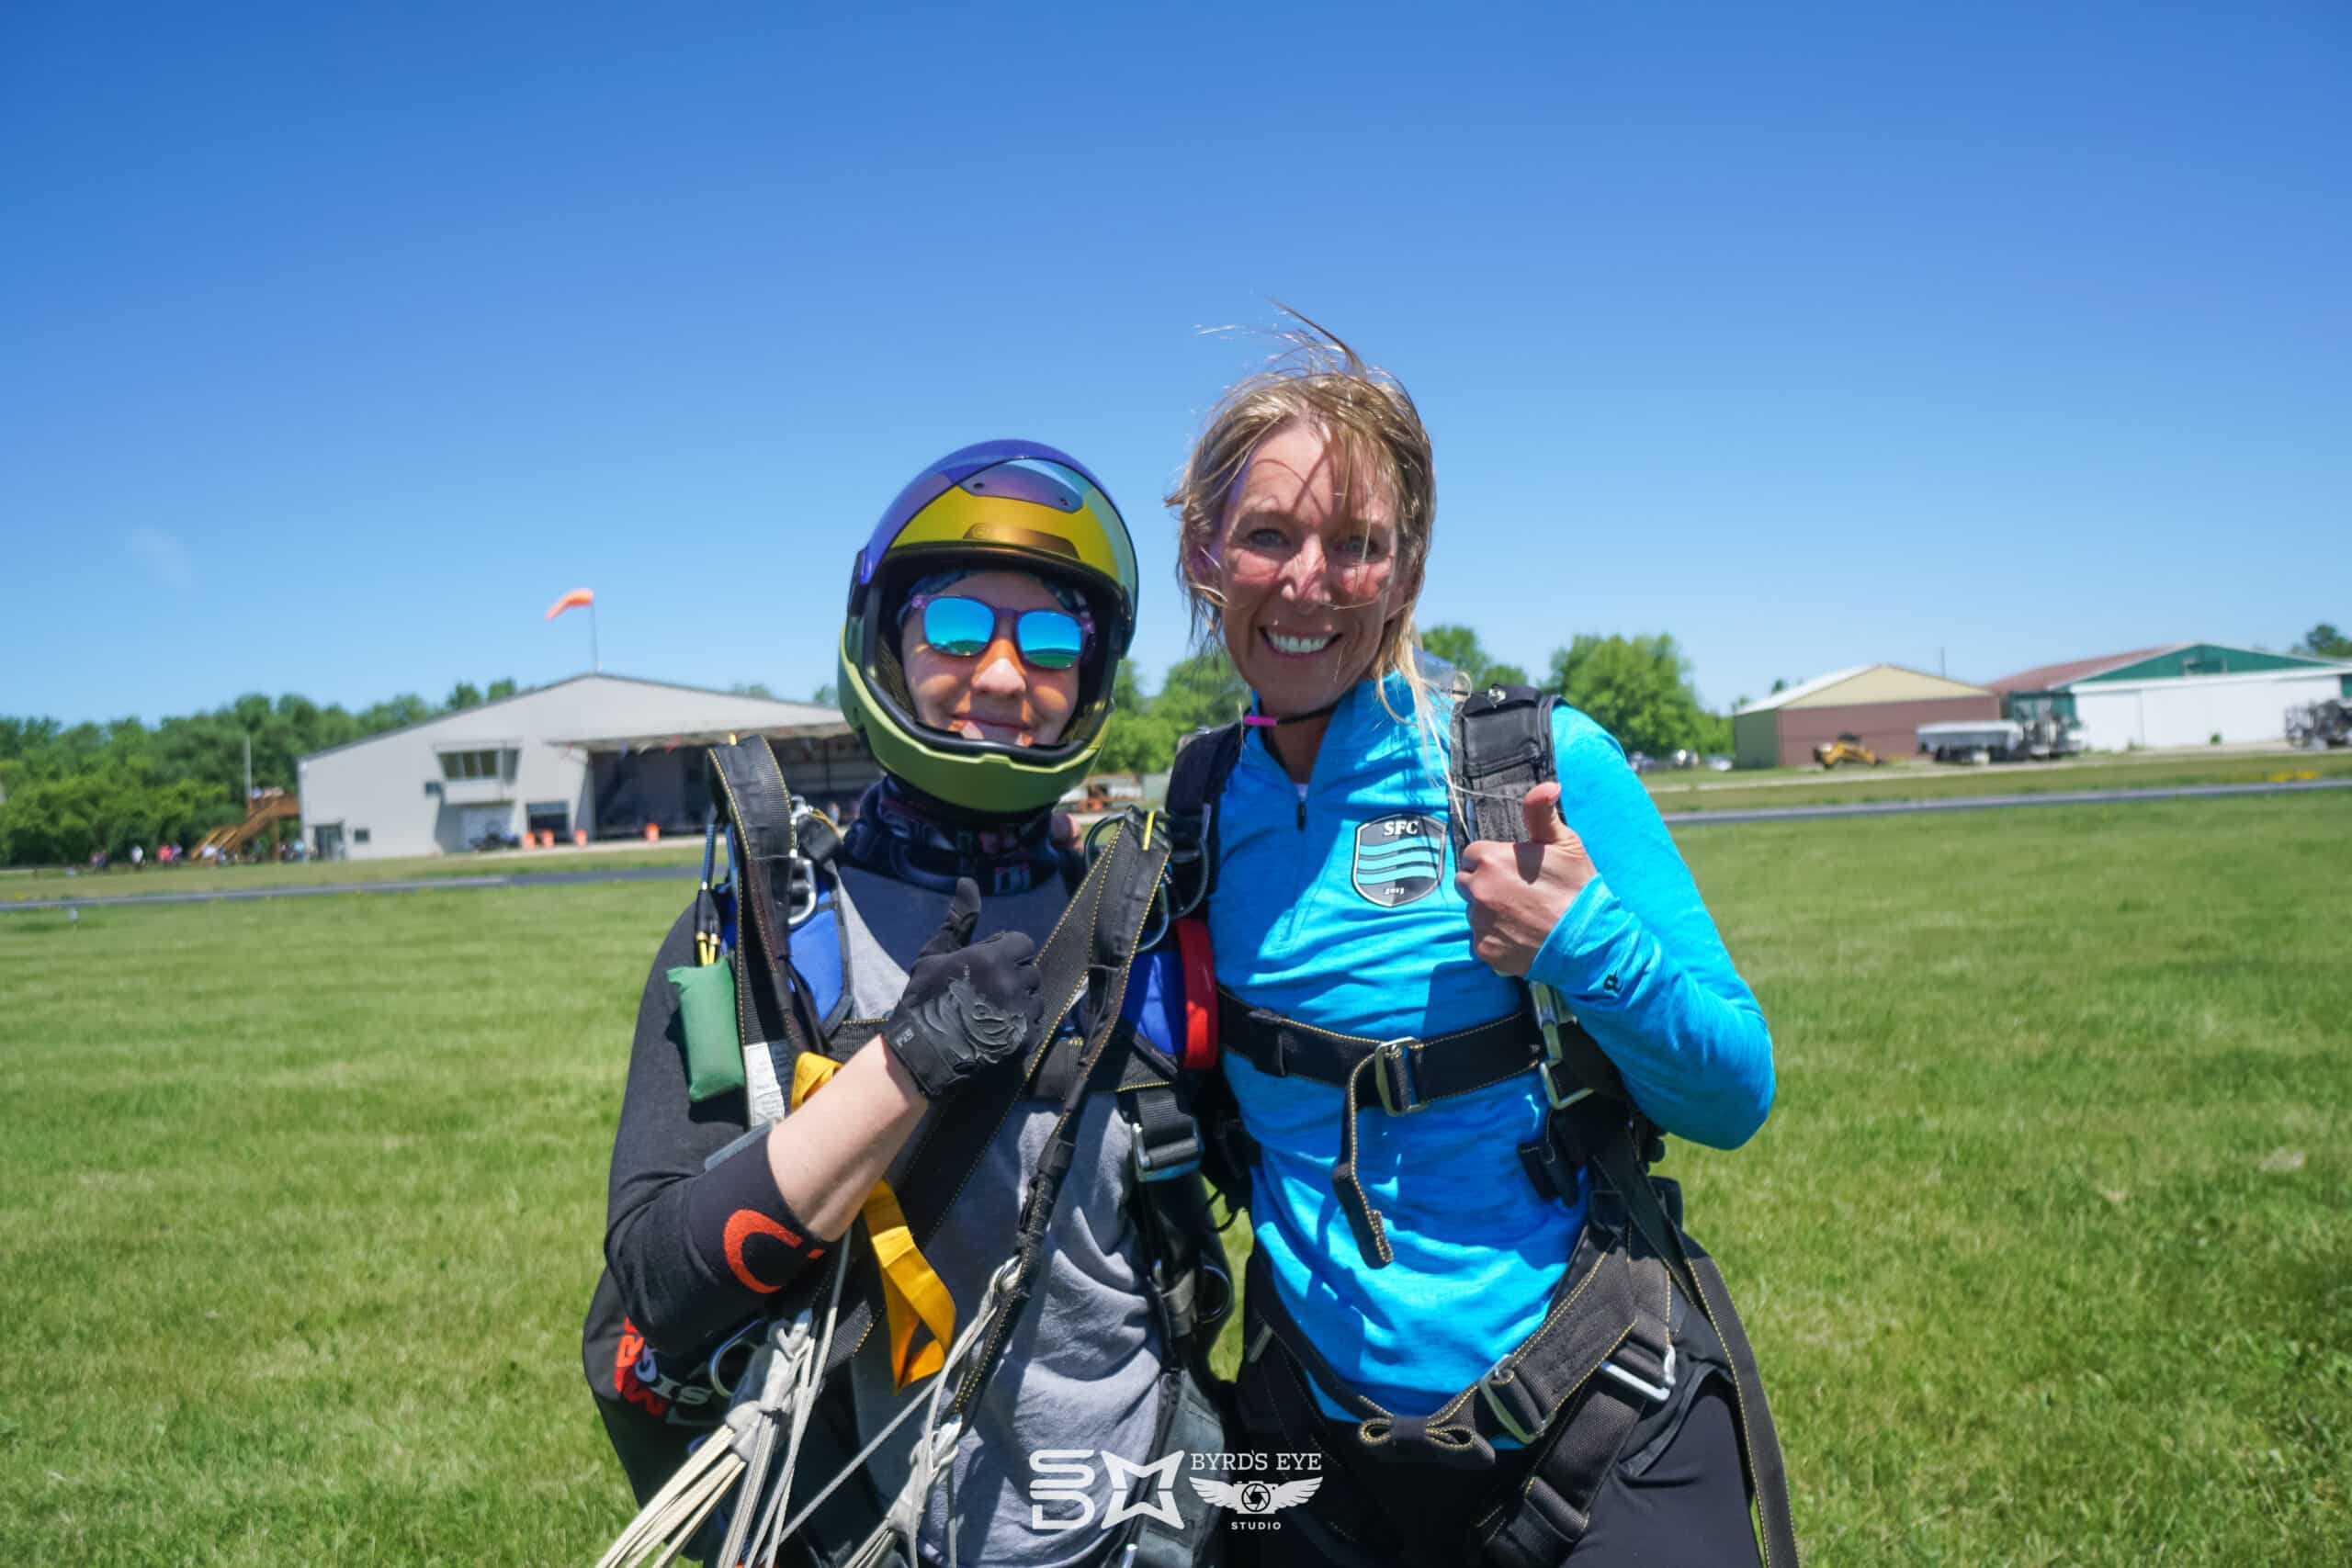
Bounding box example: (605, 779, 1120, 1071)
(789, 1052, 956, 1390)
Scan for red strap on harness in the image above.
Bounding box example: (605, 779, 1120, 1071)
(1174, 916, 1218, 1071)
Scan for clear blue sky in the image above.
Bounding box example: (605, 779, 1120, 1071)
(6, 2, 2346, 724)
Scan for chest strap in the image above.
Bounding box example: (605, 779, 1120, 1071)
(1217, 990, 1541, 1110)
(1218, 987, 1627, 1268)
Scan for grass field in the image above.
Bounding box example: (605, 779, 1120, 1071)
(1643, 747, 2352, 813)
(0, 842, 703, 904)
(3, 793, 2346, 1564)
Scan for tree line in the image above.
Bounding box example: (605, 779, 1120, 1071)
(0, 679, 519, 866)
(23, 619, 2332, 866)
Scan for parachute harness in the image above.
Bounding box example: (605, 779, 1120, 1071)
(591, 807, 1173, 1568)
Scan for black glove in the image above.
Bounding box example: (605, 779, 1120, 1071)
(882, 878, 1046, 1100)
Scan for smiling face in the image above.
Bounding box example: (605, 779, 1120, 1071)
(899, 569, 1080, 748)
(1210, 420, 1412, 718)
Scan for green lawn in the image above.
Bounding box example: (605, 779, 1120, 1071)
(2, 794, 2346, 1564)
(1645, 747, 2352, 813)
(0, 842, 703, 903)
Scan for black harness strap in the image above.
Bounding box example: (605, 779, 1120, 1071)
(1458, 684, 1803, 1568)
(707, 740, 816, 1092)
(950, 808, 1174, 1415)
(1559, 1095, 1801, 1568)
(1476, 1206, 1674, 1567)
(797, 813, 1162, 1381)
(1218, 987, 1643, 1269)
(1163, 722, 1244, 919)
(1447, 683, 1557, 859)
(1239, 1213, 1672, 1488)
(1123, 1073, 1205, 1182)
(1222, 993, 1540, 1268)
(1217, 992, 1539, 1107)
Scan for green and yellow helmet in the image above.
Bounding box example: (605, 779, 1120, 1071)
(839, 440, 1138, 814)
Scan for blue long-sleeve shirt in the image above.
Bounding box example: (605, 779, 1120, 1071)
(1206, 674, 1773, 1416)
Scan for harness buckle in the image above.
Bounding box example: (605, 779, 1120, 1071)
(1538, 1054, 1594, 1111)
(1162, 802, 1212, 921)
(1372, 1038, 1424, 1116)
(1477, 1366, 1544, 1446)
(1130, 1115, 1204, 1183)
(1185, 1259, 1235, 1334)
(1599, 1342, 1676, 1406)
(1530, 984, 1594, 1110)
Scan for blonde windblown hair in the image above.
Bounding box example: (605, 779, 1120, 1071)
(1166, 315, 1445, 749)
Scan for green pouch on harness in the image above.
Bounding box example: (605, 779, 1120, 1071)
(667, 958, 745, 1101)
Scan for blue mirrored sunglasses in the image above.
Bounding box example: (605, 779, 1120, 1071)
(914, 595, 1089, 671)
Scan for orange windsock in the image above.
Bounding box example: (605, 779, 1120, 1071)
(545, 588, 594, 620)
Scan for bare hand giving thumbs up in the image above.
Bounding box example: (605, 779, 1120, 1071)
(1454, 783, 1599, 977)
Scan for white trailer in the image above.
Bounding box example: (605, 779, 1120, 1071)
(1917, 719, 2019, 762)
(1917, 717, 2083, 762)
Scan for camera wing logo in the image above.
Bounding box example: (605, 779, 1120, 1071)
(1188, 1475, 1326, 1516)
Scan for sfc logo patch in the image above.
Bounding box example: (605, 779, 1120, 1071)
(1351, 814, 1444, 907)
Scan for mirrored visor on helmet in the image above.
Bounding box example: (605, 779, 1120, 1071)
(913, 595, 1090, 671)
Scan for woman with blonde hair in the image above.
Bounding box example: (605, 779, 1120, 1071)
(1159, 326, 1797, 1566)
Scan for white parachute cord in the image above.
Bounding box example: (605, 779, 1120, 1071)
(646, 1458, 746, 1568)
(592, 1404, 753, 1568)
(777, 1256, 1020, 1562)
(745, 1233, 855, 1566)
(712, 1322, 810, 1568)
(934, 1248, 1039, 1568)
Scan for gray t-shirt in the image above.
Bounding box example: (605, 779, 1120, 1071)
(830, 866, 1165, 1567)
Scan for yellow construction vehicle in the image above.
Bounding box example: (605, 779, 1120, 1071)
(1812, 733, 1883, 769)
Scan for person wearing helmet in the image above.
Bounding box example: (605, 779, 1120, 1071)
(582, 442, 1229, 1568)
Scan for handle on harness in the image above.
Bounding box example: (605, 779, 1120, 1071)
(790, 1053, 955, 1390)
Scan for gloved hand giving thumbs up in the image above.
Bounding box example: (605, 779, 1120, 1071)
(1454, 782, 1600, 978)
(881, 877, 1046, 1100)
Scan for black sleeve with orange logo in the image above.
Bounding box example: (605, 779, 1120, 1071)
(597, 902, 826, 1359)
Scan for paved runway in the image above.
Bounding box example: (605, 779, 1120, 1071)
(1660, 774, 2352, 826)
(6, 776, 2346, 911)
(3, 862, 695, 912)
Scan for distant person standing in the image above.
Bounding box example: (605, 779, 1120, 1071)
(129, 843, 144, 871)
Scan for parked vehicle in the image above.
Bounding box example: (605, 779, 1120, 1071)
(1917, 716, 2084, 762)
(1813, 733, 1882, 768)
(1058, 771, 1147, 812)
(2286, 699, 2352, 750)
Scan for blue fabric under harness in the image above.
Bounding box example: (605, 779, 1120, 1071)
(1205, 674, 1775, 1418)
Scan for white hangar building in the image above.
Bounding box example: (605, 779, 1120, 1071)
(1989, 642, 2352, 752)
(297, 674, 874, 861)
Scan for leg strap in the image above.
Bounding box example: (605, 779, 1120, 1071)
(1557, 1096, 1804, 1568)
(1476, 1251, 1672, 1567)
